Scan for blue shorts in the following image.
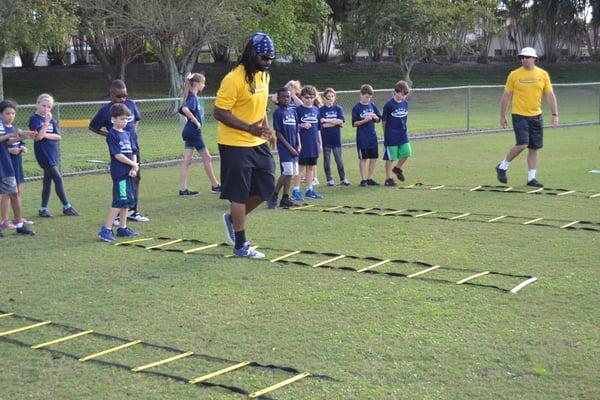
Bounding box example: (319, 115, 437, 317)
(512, 114, 543, 150)
(112, 177, 136, 209)
(183, 134, 206, 152)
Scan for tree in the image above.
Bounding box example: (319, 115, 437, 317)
(502, 0, 539, 52)
(473, 1, 504, 63)
(534, 0, 586, 62)
(584, 0, 600, 60)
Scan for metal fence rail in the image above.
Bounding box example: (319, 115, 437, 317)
(13, 83, 600, 180)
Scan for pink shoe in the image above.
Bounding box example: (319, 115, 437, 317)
(0, 220, 16, 229)
(13, 218, 34, 225)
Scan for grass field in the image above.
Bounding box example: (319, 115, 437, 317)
(0, 125, 599, 399)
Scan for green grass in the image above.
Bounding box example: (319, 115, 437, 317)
(0, 126, 599, 399)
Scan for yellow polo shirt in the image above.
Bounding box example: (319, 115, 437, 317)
(215, 65, 270, 147)
(505, 66, 553, 116)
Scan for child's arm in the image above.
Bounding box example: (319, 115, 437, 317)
(296, 131, 301, 153)
(8, 147, 20, 155)
(276, 131, 298, 156)
(181, 106, 202, 129)
(317, 130, 323, 153)
(352, 115, 374, 127)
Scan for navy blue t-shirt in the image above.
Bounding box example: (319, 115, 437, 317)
(5, 126, 25, 183)
(29, 113, 61, 168)
(382, 97, 409, 146)
(107, 128, 137, 181)
(0, 121, 15, 178)
(273, 106, 299, 162)
(352, 101, 381, 149)
(296, 105, 320, 158)
(90, 99, 141, 151)
(181, 93, 204, 139)
(318, 104, 345, 148)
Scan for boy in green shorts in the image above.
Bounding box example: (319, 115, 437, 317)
(382, 80, 412, 186)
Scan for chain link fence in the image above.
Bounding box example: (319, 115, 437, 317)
(14, 83, 600, 179)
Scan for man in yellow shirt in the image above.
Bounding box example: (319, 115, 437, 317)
(214, 33, 276, 259)
(496, 47, 559, 187)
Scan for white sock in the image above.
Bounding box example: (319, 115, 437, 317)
(499, 159, 510, 170)
(293, 186, 300, 191)
(528, 169, 536, 182)
(307, 186, 313, 191)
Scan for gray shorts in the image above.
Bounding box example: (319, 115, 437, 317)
(0, 176, 17, 194)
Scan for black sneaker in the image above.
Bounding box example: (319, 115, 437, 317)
(526, 178, 544, 187)
(279, 196, 297, 209)
(359, 180, 368, 187)
(495, 164, 508, 184)
(38, 209, 53, 218)
(392, 167, 405, 182)
(63, 207, 80, 216)
(366, 179, 380, 186)
(16, 225, 35, 235)
(384, 178, 396, 187)
(267, 193, 278, 209)
(211, 185, 222, 193)
(179, 189, 199, 196)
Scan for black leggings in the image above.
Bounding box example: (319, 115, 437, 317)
(41, 165, 69, 208)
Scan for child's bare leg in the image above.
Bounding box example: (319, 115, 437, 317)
(179, 148, 194, 191)
(282, 175, 292, 196)
(396, 157, 408, 169)
(9, 193, 22, 222)
(119, 208, 129, 228)
(200, 148, 219, 187)
(367, 159, 377, 179)
(359, 159, 367, 180)
(104, 208, 121, 229)
(1, 194, 9, 222)
(305, 165, 315, 188)
(385, 160, 394, 179)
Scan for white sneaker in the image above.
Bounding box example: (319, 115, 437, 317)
(127, 211, 149, 222)
(326, 179, 335, 187)
(233, 242, 265, 259)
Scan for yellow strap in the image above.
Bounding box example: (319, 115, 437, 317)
(487, 215, 506, 223)
(510, 277, 538, 294)
(407, 265, 440, 278)
(449, 212, 471, 220)
(188, 361, 250, 384)
(414, 211, 436, 218)
(456, 271, 490, 284)
(522, 217, 543, 225)
(357, 259, 391, 273)
(560, 221, 580, 229)
(183, 243, 219, 254)
(0, 321, 52, 337)
(146, 239, 183, 250)
(132, 351, 194, 372)
(270, 250, 301, 263)
(249, 372, 311, 398)
(79, 340, 142, 362)
(31, 330, 94, 349)
(312, 255, 345, 268)
(114, 237, 154, 246)
(0, 312, 14, 319)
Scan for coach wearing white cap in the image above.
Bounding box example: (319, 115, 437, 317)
(495, 47, 559, 187)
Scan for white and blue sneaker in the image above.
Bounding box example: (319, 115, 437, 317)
(116, 227, 139, 237)
(291, 188, 304, 202)
(233, 242, 265, 259)
(98, 227, 116, 243)
(222, 212, 235, 245)
(305, 188, 324, 199)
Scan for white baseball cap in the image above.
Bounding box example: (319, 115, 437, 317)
(518, 47, 538, 58)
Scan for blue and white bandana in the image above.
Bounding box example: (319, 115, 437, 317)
(252, 32, 275, 56)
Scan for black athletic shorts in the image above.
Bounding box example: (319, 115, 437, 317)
(298, 156, 318, 166)
(219, 143, 275, 204)
(358, 147, 379, 160)
(512, 114, 543, 150)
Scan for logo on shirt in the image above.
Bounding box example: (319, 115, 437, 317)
(300, 112, 318, 124)
(519, 77, 542, 85)
(359, 109, 375, 119)
(119, 139, 133, 153)
(324, 111, 338, 119)
(391, 108, 408, 118)
(283, 114, 297, 126)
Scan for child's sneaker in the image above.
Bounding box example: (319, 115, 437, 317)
(38, 209, 53, 218)
(222, 212, 235, 245)
(127, 210, 149, 222)
(116, 227, 139, 237)
(0, 220, 15, 229)
(291, 188, 304, 202)
(341, 179, 351, 186)
(98, 227, 115, 243)
(211, 185, 222, 193)
(179, 189, 199, 196)
(326, 179, 335, 187)
(113, 217, 120, 226)
(384, 178, 396, 187)
(233, 242, 265, 259)
(63, 206, 80, 216)
(305, 189, 324, 199)
(366, 179, 380, 186)
(13, 218, 34, 226)
(16, 225, 35, 235)
(359, 180, 368, 187)
(267, 193, 278, 209)
(392, 166, 405, 182)
(279, 196, 297, 208)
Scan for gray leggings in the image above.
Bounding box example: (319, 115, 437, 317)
(41, 165, 69, 208)
(323, 146, 346, 182)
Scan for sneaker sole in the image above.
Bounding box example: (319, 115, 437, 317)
(98, 235, 115, 243)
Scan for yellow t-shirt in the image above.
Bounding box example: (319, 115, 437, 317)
(215, 64, 270, 147)
(505, 66, 553, 116)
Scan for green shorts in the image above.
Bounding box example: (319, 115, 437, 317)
(383, 143, 412, 161)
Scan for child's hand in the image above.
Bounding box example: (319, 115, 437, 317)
(290, 148, 299, 157)
(21, 146, 28, 154)
(44, 112, 53, 122)
(129, 169, 137, 177)
(301, 122, 311, 129)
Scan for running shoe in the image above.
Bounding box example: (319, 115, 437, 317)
(116, 226, 140, 237)
(495, 164, 508, 184)
(305, 189, 324, 199)
(98, 227, 115, 243)
(179, 189, 199, 196)
(392, 167, 405, 182)
(384, 178, 396, 187)
(127, 211, 149, 222)
(291, 188, 304, 202)
(233, 242, 265, 259)
(63, 207, 80, 216)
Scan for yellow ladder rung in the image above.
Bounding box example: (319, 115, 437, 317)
(0, 312, 14, 319)
(312, 255, 345, 268)
(557, 190, 575, 196)
(31, 330, 94, 349)
(114, 237, 155, 246)
(510, 277, 538, 294)
(456, 271, 490, 285)
(353, 207, 374, 214)
(503, 187, 513, 192)
(146, 239, 183, 250)
(488, 215, 506, 223)
(79, 340, 142, 362)
(522, 217, 543, 225)
(560, 221, 580, 229)
(431, 185, 445, 190)
(132, 351, 194, 372)
(380, 209, 405, 216)
(290, 205, 315, 210)
(414, 211, 437, 218)
(357, 259, 391, 273)
(188, 361, 250, 384)
(402, 184, 415, 188)
(407, 265, 440, 278)
(527, 187, 544, 194)
(249, 372, 311, 398)
(469, 185, 482, 191)
(183, 243, 219, 254)
(270, 250, 301, 263)
(322, 205, 344, 212)
(590, 193, 600, 198)
(449, 212, 471, 220)
(0, 321, 52, 337)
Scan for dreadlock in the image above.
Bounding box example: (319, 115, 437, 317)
(239, 40, 269, 94)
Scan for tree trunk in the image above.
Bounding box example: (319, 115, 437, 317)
(0, 64, 4, 101)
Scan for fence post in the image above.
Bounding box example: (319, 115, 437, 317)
(466, 86, 471, 132)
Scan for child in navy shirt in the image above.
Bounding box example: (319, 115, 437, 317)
(352, 84, 382, 187)
(0, 100, 34, 235)
(29, 94, 79, 217)
(382, 80, 412, 186)
(98, 104, 140, 243)
(268, 87, 300, 209)
(319, 87, 349, 186)
(89, 79, 148, 222)
(292, 85, 323, 200)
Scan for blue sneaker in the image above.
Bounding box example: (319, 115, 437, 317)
(222, 212, 235, 245)
(305, 189, 323, 199)
(291, 189, 304, 202)
(116, 227, 139, 237)
(233, 242, 265, 259)
(98, 227, 116, 243)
